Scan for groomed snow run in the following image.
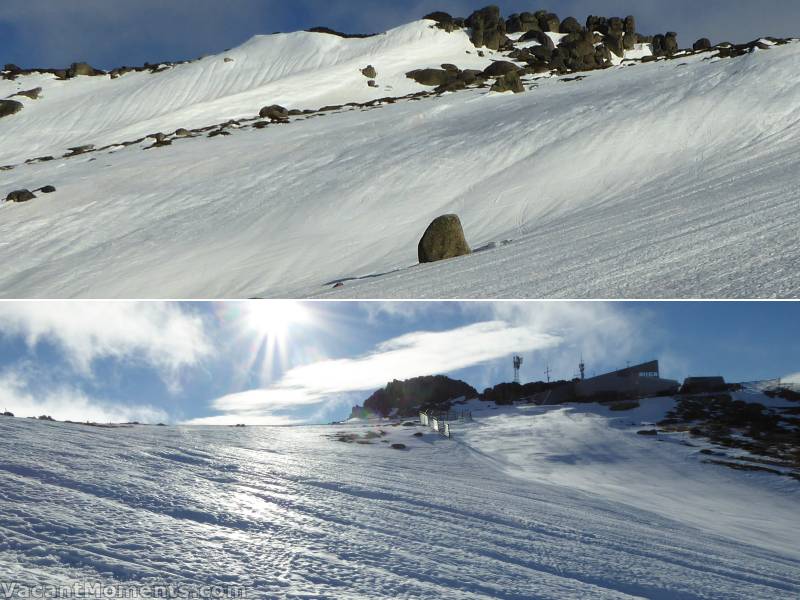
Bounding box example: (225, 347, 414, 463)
(1, 399, 798, 599)
(0, 21, 798, 298)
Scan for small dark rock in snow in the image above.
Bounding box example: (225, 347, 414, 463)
(174, 128, 191, 137)
(367, 80, 378, 87)
(1, 411, 13, 417)
(413, 432, 424, 437)
(361, 65, 377, 78)
(66, 144, 94, 156)
(39, 185, 56, 194)
(418, 214, 472, 263)
(6, 189, 36, 203)
(333, 282, 344, 288)
(224, 57, 234, 63)
(0, 99, 23, 118)
(390, 443, 407, 450)
(637, 430, 659, 436)
(259, 104, 290, 121)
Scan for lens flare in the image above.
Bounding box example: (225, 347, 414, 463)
(216, 301, 316, 386)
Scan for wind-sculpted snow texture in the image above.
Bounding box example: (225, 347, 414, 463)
(0, 21, 798, 298)
(1, 403, 798, 599)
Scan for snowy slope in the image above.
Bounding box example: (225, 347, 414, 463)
(0, 21, 799, 298)
(1, 407, 798, 599)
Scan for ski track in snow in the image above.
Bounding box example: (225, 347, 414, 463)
(1, 400, 798, 599)
(0, 21, 798, 298)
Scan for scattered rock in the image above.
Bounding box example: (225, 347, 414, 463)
(390, 443, 407, 450)
(491, 70, 524, 93)
(0, 99, 23, 118)
(12, 87, 42, 100)
(406, 68, 452, 86)
(306, 26, 376, 39)
(259, 104, 290, 121)
(223, 57, 234, 63)
(423, 11, 462, 33)
(39, 185, 56, 194)
(66, 144, 94, 156)
(693, 38, 712, 51)
(418, 214, 472, 263)
(413, 432, 424, 437)
(367, 80, 378, 88)
(68, 62, 99, 78)
(361, 65, 377, 78)
(482, 60, 519, 78)
(174, 128, 192, 137)
(333, 282, 344, 289)
(637, 429, 658, 436)
(5, 189, 36, 203)
(1, 411, 13, 417)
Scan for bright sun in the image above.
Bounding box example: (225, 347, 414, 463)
(245, 301, 310, 338)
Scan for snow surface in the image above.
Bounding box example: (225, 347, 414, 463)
(1, 401, 798, 599)
(0, 21, 798, 298)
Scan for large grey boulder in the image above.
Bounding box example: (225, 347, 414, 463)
(559, 17, 582, 34)
(536, 11, 561, 33)
(506, 12, 540, 34)
(418, 215, 472, 263)
(465, 5, 507, 50)
(0, 99, 23, 118)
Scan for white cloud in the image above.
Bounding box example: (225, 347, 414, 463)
(190, 320, 561, 424)
(0, 302, 211, 391)
(0, 368, 167, 424)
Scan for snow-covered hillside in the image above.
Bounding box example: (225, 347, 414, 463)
(1, 400, 798, 599)
(0, 20, 798, 298)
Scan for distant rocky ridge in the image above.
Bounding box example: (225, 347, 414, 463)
(1, 6, 795, 202)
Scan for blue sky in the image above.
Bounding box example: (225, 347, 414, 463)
(1, 1, 798, 70)
(0, 301, 797, 425)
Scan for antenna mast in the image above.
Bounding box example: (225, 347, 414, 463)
(544, 365, 551, 383)
(579, 356, 585, 381)
(513, 355, 523, 384)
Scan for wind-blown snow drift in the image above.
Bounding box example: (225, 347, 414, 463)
(0, 20, 798, 298)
